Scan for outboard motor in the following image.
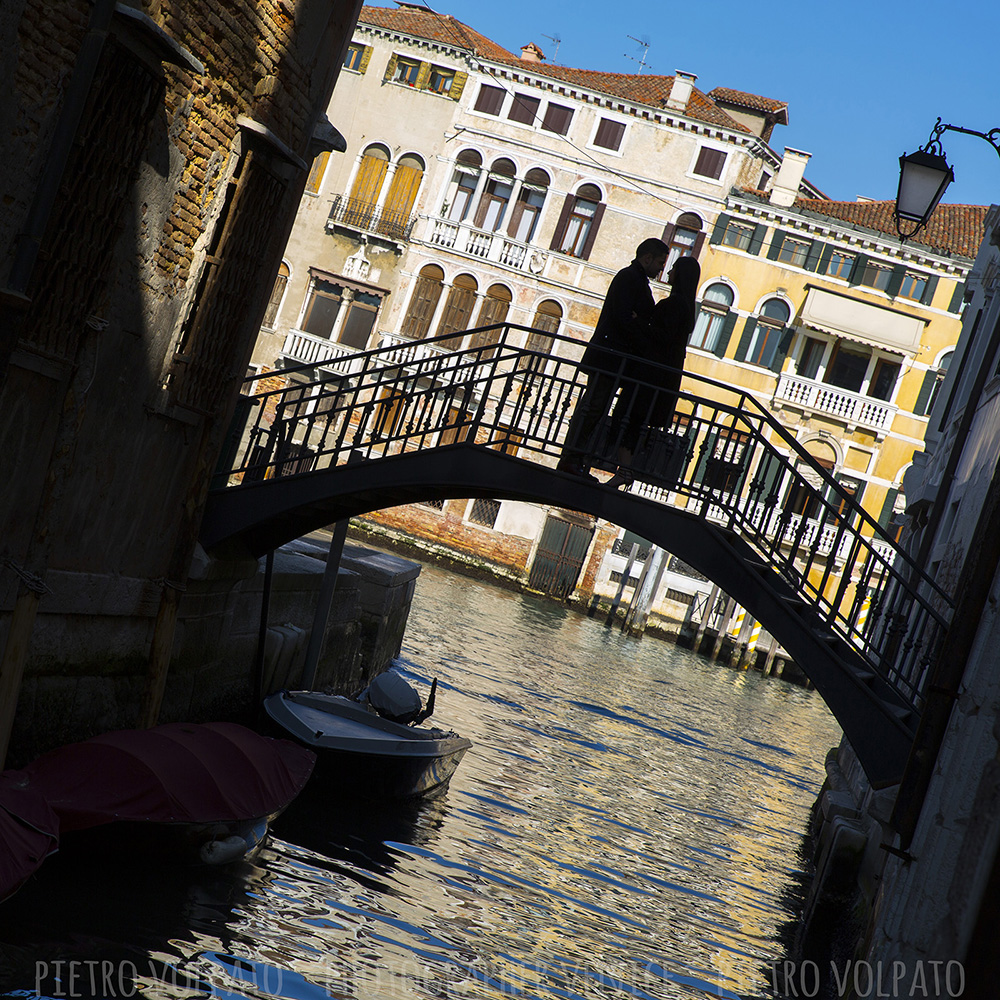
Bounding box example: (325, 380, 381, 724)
(365, 671, 423, 724)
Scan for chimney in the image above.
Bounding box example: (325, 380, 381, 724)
(769, 147, 812, 207)
(519, 42, 544, 62)
(665, 71, 697, 112)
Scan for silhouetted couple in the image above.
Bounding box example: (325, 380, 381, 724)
(557, 238, 701, 485)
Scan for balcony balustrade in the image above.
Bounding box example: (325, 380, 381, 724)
(775, 372, 897, 435)
(281, 329, 364, 374)
(425, 218, 549, 274)
(327, 195, 417, 243)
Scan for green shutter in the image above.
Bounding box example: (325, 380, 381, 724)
(921, 274, 939, 306)
(885, 264, 906, 299)
(449, 70, 468, 101)
(878, 487, 899, 529)
(818, 243, 834, 275)
(805, 240, 822, 272)
(714, 311, 738, 358)
(767, 229, 787, 261)
(769, 327, 793, 372)
(849, 253, 869, 286)
(748, 223, 766, 256)
(752, 448, 786, 505)
(914, 369, 937, 416)
(948, 281, 967, 313)
(734, 318, 757, 362)
(358, 45, 373, 74)
(693, 429, 719, 484)
(710, 213, 731, 245)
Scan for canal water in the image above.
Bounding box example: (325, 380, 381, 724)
(0, 558, 842, 1000)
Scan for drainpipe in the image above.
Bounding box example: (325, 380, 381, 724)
(0, 0, 117, 383)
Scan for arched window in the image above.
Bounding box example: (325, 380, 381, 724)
(784, 438, 838, 519)
(915, 349, 953, 416)
(445, 149, 482, 222)
(262, 261, 289, 329)
(401, 264, 444, 340)
(347, 144, 390, 224)
(474, 158, 516, 231)
(436, 273, 478, 339)
(508, 167, 550, 243)
(737, 297, 791, 369)
(690, 283, 735, 355)
(551, 183, 605, 259)
(381, 153, 424, 238)
(470, 283, 512, 355)
(662, 212, 705, 272)
(517, 299, 562, 371)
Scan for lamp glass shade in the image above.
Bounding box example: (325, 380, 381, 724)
(895, 149, 955, 226)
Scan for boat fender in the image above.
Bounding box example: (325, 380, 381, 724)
(199, 835, 248, 865)
(365, 671, 422, 724)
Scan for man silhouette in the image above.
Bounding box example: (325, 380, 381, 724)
(557, 237, 669, 478)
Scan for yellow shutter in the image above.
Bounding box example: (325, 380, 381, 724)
(304, 150, 330, 194)
(358, 45, 372, 75)
(449, 71, 467, 101)
(350, 154, 389, 206)
(415, 61, 431, 90)
(383, 53, 398, 82)
(382, 163, 423, 219)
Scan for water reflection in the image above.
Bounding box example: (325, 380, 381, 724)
(0, 559, 841, 999)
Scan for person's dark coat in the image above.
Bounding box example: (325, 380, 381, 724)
(581, 260, 656, 374)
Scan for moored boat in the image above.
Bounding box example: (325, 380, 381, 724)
(263, 681, 471, 800)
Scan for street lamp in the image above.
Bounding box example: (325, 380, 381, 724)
(895, 118, 1000, 240)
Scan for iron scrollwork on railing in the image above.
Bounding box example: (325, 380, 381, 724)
(327, 194, 417, 242)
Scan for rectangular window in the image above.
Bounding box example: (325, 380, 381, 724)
(541, 102, 573, 135)
(593, 118, 626, 151)
(777, 237, 811, 268)
(559, 199, 596, 257)
(468, 498, 501, 528)
(393, 57, 421, 86)
(869, 357, 901, 401)
(344, 43, 365, 71)
(428, 65, 455, 94)
(339, 291, 382, 350)
(301, 279, 342, 338)
(418, 498, 445, 510)
(691, 309, 726, 352)
(860, 260, 892, 291)
(798, 336, 825, 379)
(474, 84, 505, 115)
(899, 271, 929, 301)
(747, 322, 783, 367)
(824, 249, 856, 279)
(824, 342, 870, 393)
(508, 92, 540, 125)
(721, 221, 754, 250)
(693, 146, 727, 180)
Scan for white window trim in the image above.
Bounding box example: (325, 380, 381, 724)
(687, 141, 730, 186)
(586, 114, 628, 158)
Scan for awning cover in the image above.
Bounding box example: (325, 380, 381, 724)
(801, 286, 926, 355)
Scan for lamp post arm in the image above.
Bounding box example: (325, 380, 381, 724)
(922, 118, 1000, 159)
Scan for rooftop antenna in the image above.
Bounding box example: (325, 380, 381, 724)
(624, 34, 652, 74)
(542, 33, 561, 62)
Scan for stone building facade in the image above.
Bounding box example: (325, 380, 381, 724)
(0, 0, 364, 764)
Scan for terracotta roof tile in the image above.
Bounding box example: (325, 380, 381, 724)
(793, 197, 988, 259)
(708, 87, 788, 122)
(358, 6, 749, 133)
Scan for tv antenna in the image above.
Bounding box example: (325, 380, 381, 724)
(624, 34, 652, 74)
(542, 33, 561, 62)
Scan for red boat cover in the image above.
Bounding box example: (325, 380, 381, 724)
(23, 722, 315, 832)
(0, 770, 59, 901)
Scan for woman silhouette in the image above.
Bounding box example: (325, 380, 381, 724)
(608, 255, 701, 487)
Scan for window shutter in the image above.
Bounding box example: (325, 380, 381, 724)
(548, 193, 575, 251)
(661, 222, 676, 246)
(769, 327, 793, 372)
(805, 241, 822, 272)
(506, 191, 526, 238)
(709, 213, 731, 244)
(767, 229, 788, 261)
(878, 487, 899, 530)
(818, 243, 834, 274)
(713, 311, 737, 358)
(734, 317, 757, 362)
(414, 61, 431, 90)
(358, 45, 373, 74)
(914, 369, 937, 416)
(948, 281, 966, 313)
(921, 274, 939, 306)
(691, 232, 706, 259)
(885, 264, 906, 299)
(752, 449, 786, 505)
(383, 53, 398, 82)
(849, 253, 869, 286)
(693, 429, 719, 484)
(449, 71, 468, 101)
(748, 223, 766, 256)
(579, 201, 606, 260)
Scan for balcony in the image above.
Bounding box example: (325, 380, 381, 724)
(281, 329, 365, 374)
(424, 218, 549, 275)
(774, 372, 897, 436)
(326, 195, 417, 243)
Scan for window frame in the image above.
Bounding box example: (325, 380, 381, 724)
(473, 83, 505, 116)
(691, 145, 728, 182)
(823, 248, 856, 280)
(541, 102, 574, 135)
(720, 220, 755, 251)
(592, 117, 626, 152)
(507, 92, 541, 126)
(427, 65, 456, 95)
(392, 56, 421, 87)
(344, 43, 366, 72)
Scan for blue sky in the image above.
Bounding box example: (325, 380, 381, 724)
(426, 0, 1000, 209)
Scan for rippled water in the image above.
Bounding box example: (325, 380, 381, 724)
(0, 559, 841, 999)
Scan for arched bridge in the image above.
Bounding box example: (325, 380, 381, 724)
(202, 324, 953, 790)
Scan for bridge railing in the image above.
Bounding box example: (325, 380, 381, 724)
(224, 322, 952, 714)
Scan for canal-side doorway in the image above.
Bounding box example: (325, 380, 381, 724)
(528, 514, 594, 599)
